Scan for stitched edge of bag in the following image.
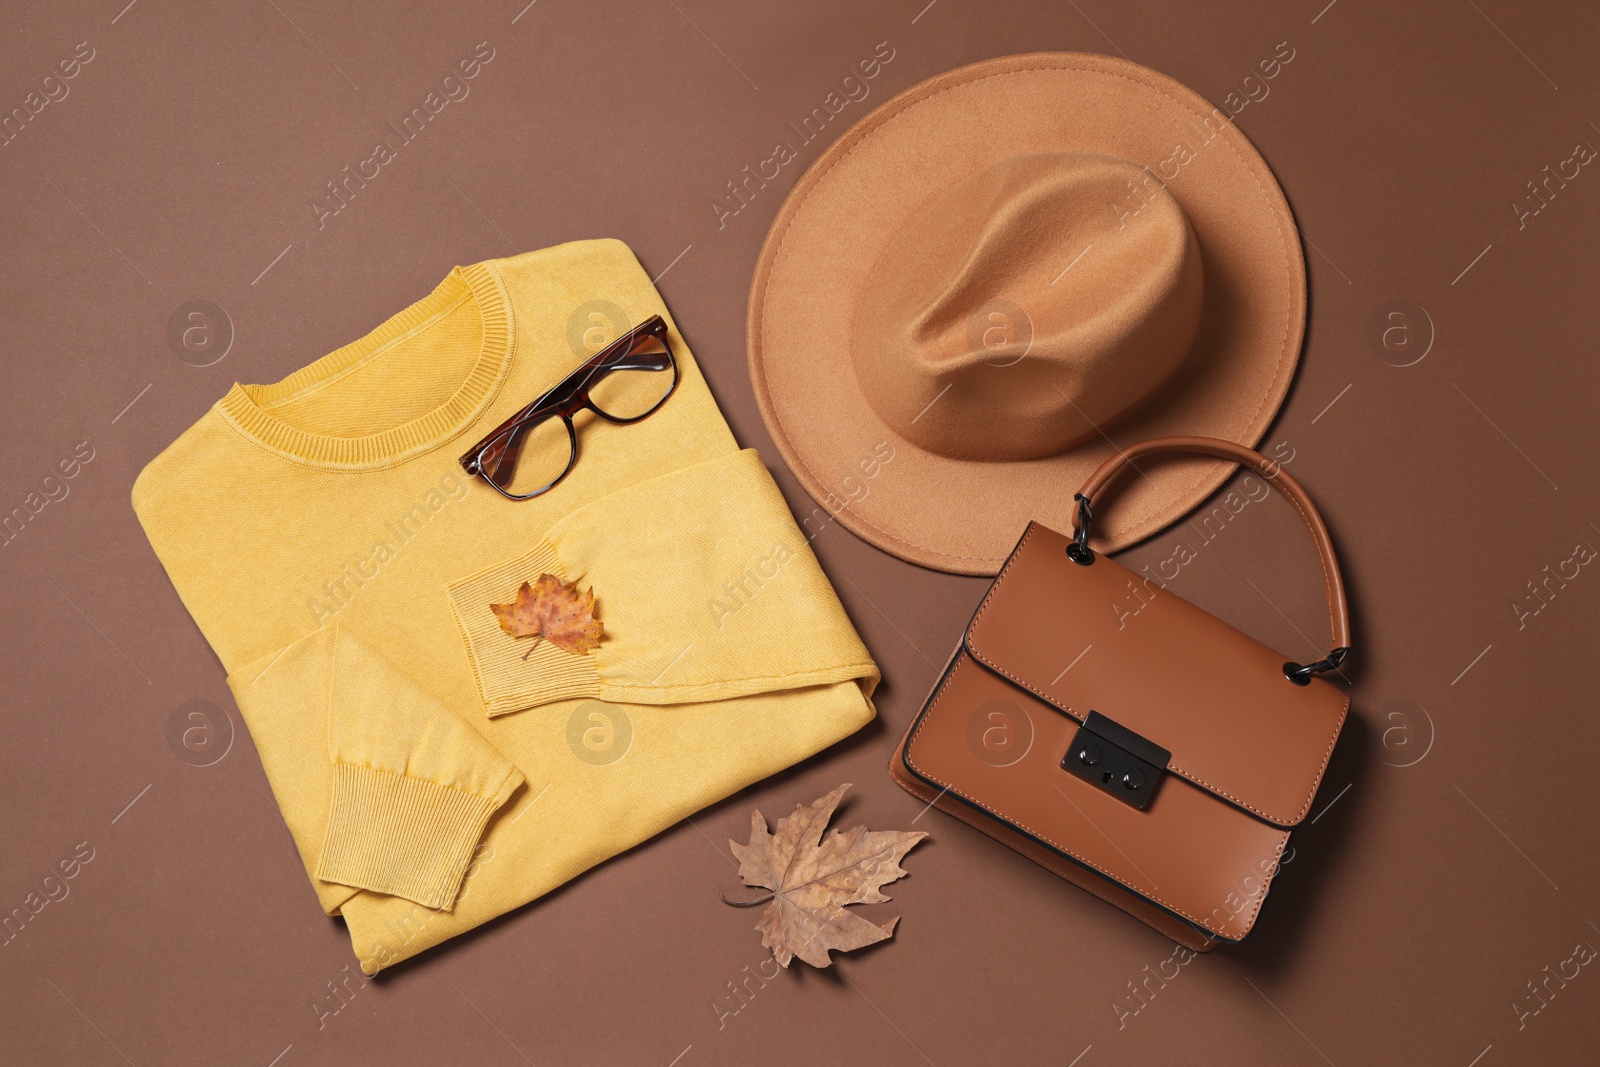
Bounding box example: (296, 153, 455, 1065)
(964, 523, 1352, 826)
(895, 752, 1216, 951)
(903, 650, 1284, 941)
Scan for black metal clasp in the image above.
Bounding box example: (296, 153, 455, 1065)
(1061, 711, 1170, 811)
(1283, 646, 1350, 686)
(1067, 493, 1095, 564)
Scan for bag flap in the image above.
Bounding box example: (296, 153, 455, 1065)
(964, 523, 1349, 827)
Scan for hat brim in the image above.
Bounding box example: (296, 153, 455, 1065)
(747, 53, 1306, 575)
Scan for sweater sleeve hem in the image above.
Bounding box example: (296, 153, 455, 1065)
(315, 763, 522, 910)
(446, 544, 604, 718)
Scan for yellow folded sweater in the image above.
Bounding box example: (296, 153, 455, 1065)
(132, 240, 878, 973)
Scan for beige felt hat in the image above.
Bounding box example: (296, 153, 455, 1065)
(747, 53, 1306, 575)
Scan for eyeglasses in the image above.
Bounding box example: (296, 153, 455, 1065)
(460, 314, 679, 500)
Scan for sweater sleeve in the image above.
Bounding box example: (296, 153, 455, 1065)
(228, 623, 523, 912)
(447, 449, 880, 718)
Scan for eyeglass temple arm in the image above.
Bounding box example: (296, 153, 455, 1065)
(603, 351, 672, 373)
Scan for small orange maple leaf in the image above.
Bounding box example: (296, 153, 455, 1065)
(490, 574, 603, 656)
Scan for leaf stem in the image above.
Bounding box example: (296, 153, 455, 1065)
(721, 891, 775, 908)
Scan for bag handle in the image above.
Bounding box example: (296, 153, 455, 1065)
(1068, 436, 1351, 685)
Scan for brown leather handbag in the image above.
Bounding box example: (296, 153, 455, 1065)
(889, 437, 1352, 950)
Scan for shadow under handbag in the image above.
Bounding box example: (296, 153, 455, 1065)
(889, 436, 1352, 950)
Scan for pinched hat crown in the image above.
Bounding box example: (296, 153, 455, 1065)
(851, 153, 1203, 462)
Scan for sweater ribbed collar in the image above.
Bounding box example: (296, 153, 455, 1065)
(216, 262, 513, 470)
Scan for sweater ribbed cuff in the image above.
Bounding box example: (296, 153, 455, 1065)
(316, 764, 519, 910)
(448, 542, 603, 717)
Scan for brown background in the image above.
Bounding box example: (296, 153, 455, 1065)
(3, 1, 1598, 1064)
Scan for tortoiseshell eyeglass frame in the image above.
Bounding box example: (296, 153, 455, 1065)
(459, 315, 677, 500)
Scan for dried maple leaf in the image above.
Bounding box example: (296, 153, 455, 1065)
(725, 784, 925, 968)
(490, 573, 602, 655)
